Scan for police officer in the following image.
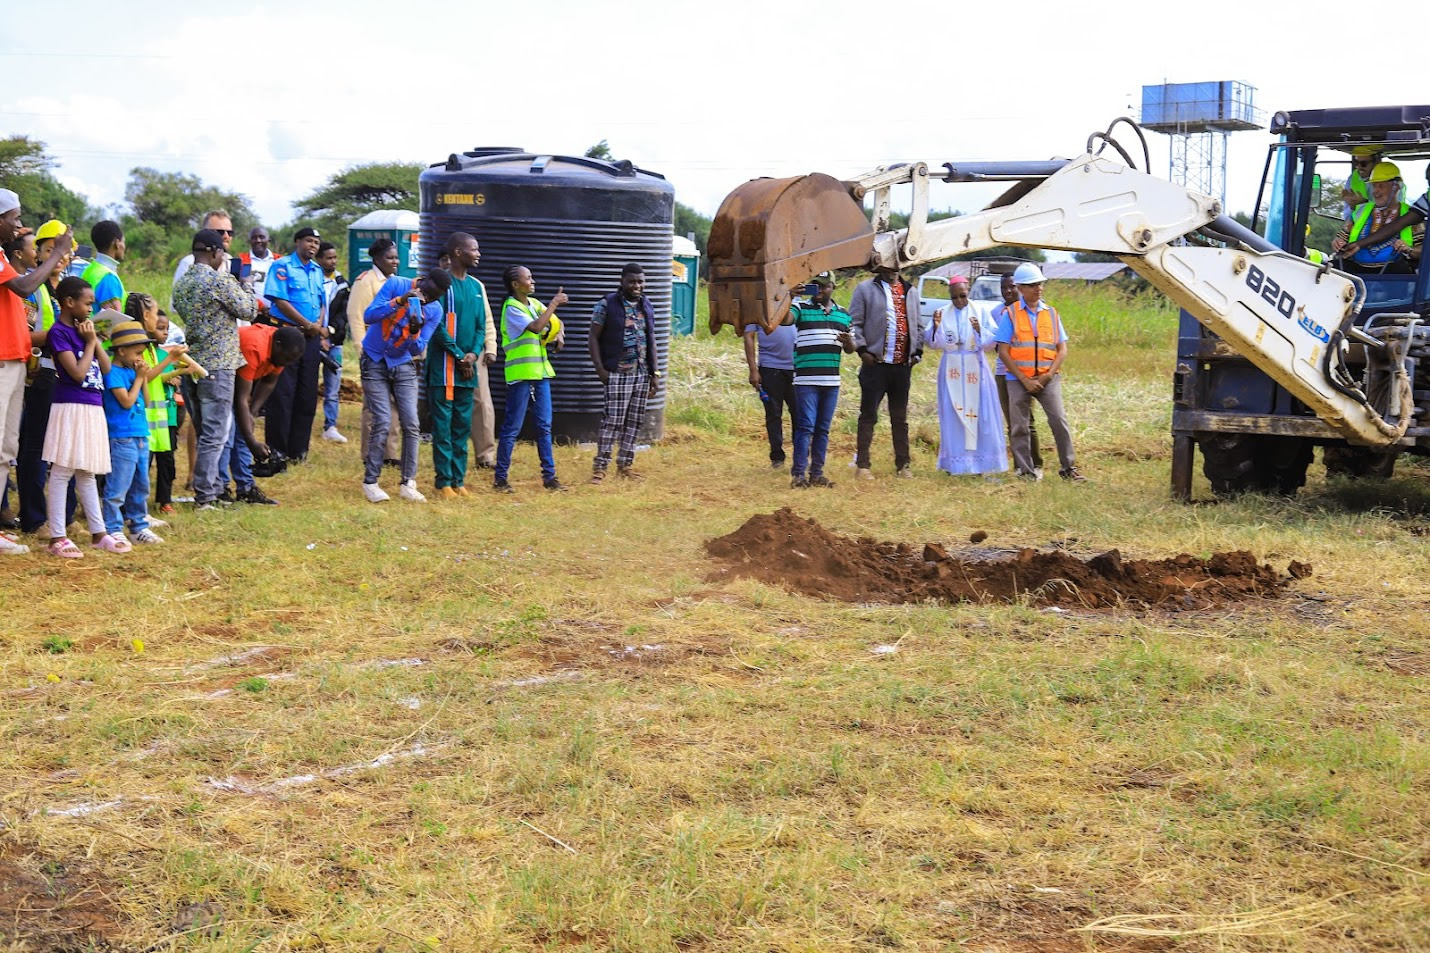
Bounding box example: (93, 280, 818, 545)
(263, 226, 328, 461)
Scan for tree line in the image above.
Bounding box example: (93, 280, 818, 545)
(2, 136, 717, 278)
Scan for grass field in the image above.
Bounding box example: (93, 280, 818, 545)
(1, 282, 1428, 952)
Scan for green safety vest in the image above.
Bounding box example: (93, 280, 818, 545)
(500, 296, 555, 383)
(32, 283, 55, 334)
(1348, 168, 1368, 201)
(1349, 201, 1413, 247)
(81, 259, 125, 310)
(141, 343, 172, 452)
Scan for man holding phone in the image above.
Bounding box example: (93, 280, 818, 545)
(359, 267, 450, 503)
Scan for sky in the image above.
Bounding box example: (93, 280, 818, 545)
(3, 0, 1429, 233)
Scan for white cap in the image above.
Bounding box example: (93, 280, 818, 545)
(1013, 262, 1046, 285)
(0, 189, 18, 216)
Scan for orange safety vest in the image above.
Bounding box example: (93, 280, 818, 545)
(1007, 299, 1059, 378)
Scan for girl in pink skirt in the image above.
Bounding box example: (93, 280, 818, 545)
(44, 277, 125, 557)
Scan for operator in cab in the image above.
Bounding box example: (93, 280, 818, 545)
(1331, 161, 1423, 273)
(1341, 160, 1430, 268)
(1341, 146, 1380, 221)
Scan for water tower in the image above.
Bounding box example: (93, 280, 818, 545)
(1140, 81, 1262, 210)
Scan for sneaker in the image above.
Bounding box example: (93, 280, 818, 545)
(790, 475, 810, 489)
(195, 501, 221, 512)
(438, 486, 459, 500)
(590, 469, 606, 485)
(399, 480, 426, 502)
(493, 480, 514, 494)
(158, 503, 176, 515)
(144, 515, 169, 529)
(809, 474, 835, 488)
(47, 537, 82, 558)
(454, 486, 470, 497)
(0, 535, 31, 556)
(132, 528, 164, 545)
(896, 466, 913, 479)
(770, 459, 786, 470)
(475, 459, 495, 470)
(1016, 470, 1040, 481)
(1059, 466, 1088, 482)
(383, 458, 401, 469)
(93, 533, 132, 554)
(216, 487, 236, 506)
(419, 433, 433, 445)
(362, 482, 391, 503)
(238, 485, 279, 505)
(616, 468, 643, 481)
(856, 468, 874, 481)
(543, 478, 567, 492)
(322, 426, 348, 444)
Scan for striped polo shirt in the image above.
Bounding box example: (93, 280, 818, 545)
(791, 301, 851, 387)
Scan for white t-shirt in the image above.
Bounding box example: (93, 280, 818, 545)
(249, 250, 275, 300)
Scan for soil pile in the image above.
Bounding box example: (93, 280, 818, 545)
(705, 508, 1306, 610)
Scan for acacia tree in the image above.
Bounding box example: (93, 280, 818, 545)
(288, 162, 424, 254)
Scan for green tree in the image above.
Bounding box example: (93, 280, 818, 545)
(288, 162, 423, 257)
(122, 167, 256, 270)
(584, 140, 613, 160)
(0, 135, 98, 233)
(675, 202, 712, 276)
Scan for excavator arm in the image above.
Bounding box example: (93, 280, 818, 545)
(707, 152, 1411, 448)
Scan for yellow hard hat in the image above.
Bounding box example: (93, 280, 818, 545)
(1351, 145, 1382, 158)
(1368, 161, 1402, 183)
(540, 314, 563, 345)
(34, 219, 68, 242)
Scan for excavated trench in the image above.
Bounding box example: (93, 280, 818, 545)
(706, 508, 1310, 611)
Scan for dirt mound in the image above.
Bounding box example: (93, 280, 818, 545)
(705, 508, 1306, 610)
(338, 377, 363, 403)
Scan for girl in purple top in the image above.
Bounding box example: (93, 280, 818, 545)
(43, 277, 123, 557)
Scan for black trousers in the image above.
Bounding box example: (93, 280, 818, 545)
(266, 332, 322, 459)
(856, 361, 913, 470)
(759, 367, 796, 464)
(18, 368, 74, 533)
(153, 424, 179, 506)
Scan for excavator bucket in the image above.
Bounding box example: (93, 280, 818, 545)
(707, 173, 875, 335)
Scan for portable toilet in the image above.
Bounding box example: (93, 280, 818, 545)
(347, 210, 421, 280)
(671, 234, 700, 336)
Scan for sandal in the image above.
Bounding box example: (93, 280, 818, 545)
(48, 537, 84, 559)
(93, 533, 133, 554)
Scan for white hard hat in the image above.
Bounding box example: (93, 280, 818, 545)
(1013, 262, 1046, 285)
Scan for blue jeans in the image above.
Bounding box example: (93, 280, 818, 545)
(495, 378, 555, 484)
(322, 347, 343, 429)
(793, 384, 839, 479)
(226, 416, 254, 492)
(103, 436, 150, 534)
(360, 354, 420, 484)
(193, 370, 235, 504)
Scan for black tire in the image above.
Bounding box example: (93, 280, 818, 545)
(1323, 445, 1397, 480)
(1198, 433, 1313, 497)
(1254, 436, 1313, 496)
(1198, 433, 1260, 496)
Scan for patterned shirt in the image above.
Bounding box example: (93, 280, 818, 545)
(172, 261, 256, 372)
(889, 281, 910, 364)
(591, 296, 647, 373)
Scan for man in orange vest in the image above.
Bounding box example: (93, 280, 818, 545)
(992, 263, 1085, 481)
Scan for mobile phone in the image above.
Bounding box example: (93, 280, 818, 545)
(801, 283, 819, 295)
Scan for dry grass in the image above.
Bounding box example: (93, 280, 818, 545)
(1, 287, 1428, 952)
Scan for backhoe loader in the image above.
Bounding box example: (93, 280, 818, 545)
(706, 114, 1430, 498)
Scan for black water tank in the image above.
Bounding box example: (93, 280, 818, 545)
(419, 149, 675, 444)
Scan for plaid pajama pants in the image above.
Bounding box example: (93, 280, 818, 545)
(593, 367, 650, 473)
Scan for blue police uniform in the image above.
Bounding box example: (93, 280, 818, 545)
(262, 252, 327, 460)
(264, 253, 326, 325)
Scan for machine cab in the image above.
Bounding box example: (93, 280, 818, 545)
(1258, 106, 1430, 319)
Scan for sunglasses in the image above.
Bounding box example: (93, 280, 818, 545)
(213, 228, 234, 236)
